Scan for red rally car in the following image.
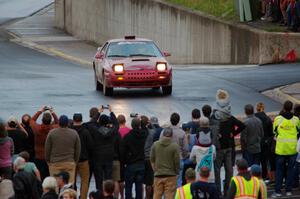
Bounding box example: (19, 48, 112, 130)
(93, 36, 172, 96)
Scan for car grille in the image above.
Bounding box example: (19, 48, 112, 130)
(126, 72, 156, 80)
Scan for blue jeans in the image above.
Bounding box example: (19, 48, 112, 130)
(275, 154, 297, 193)
(177, 159, 184, 187)
(125, 163, 145, 199)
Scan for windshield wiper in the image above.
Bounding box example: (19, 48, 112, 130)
(107, 55, 128, 57)
(129, 54, 156, 57)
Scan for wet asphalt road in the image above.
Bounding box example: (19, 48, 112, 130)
(0, 0, 300, 124)
(1, 33, 300, 124)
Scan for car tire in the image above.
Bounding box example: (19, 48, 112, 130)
(103, 77, 113, 96)
(162, 85, 172, 95)
(95, 74, 103, 92)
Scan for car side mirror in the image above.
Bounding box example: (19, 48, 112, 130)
(95, 52, 104, 59)
(163, 52, 171, 57)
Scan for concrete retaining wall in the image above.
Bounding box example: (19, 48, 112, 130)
(54, 0, 300, 64)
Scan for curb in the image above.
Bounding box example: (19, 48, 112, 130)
(268, 85, 300, 105)
(7, 31, 92, 67)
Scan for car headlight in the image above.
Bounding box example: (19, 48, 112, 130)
(113, 64, 124, 73)
(157, 63, 167, 71)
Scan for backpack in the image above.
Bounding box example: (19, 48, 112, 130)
(197, 129, 212, 146)
(196, 145, 213, 171)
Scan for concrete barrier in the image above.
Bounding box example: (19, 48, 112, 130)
(54, 0, 300, 64)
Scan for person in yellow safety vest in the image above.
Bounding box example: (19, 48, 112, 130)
(250, 164, 267, 199)
(227, 159, 262, 199)
(175, 168, 195, 199)
(272, 100, 300, 198)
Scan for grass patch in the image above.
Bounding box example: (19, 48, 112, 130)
(165, 0, 237, 19)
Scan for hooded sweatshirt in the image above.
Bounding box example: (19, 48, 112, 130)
(150, 137, 180, 176)
(122, 129, 147, 165)
(190, 144, 216, 183)
(0, 136, 14, 168)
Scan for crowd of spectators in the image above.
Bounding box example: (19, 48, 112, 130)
(0, 89, 300, 199)
(260, 0, 300, 31)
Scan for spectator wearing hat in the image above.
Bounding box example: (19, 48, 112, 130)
(12, 157, 42, 199)
(71, 113, 93, 199)
(241, 104, 263, 166)
(45, 115, 81, 185)
(250, 165, 268, 199)
(41, 176, 58, 199)
(0, 118, 14, 179)
(227, 159, 262, 199)
(191, 166, 219, 199)
(19, 151, 41, 181)
(150, 116, 163, 142)
(91, 105, 119, 191)
(175, 168, 196, 199)
(7, 116, 28, 156)
(151, 127, 180, 199)
(30, 106, 59, 181)
(54, 171, 73, 196)
(210, 90, 245, 197)
(190, 117, 216, 183)
(159, 113, 189, 187)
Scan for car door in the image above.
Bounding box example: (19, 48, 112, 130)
(96, 42, 108, 83)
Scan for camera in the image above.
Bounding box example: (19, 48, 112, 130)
(130, 113, 139, 118)
(102, 105, 110, 109)
(44, 106, 52, 111)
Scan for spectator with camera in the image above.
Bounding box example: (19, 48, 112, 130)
(30, 106, 59, 180)
(91, 105, 119, 191)
(45, 115, 81, 186)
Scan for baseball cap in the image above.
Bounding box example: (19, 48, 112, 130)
(150, 116, 159, 125)
(7, 116, 18, 124)
(59, 115, 69, 127)
(250, 164, 261, 177)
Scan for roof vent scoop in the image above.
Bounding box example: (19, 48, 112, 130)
(125, 35, 136, 40)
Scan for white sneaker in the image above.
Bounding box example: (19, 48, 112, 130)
(271, 193, 282, 198)
(286, 192, 292, 196)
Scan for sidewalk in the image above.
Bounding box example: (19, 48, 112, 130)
(6, 3, 96, 67)
(263, 82, 300, 106)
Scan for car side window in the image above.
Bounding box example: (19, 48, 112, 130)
(101, 43, 108, 54)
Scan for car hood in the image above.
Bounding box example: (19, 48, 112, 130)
(107, 57, 168, 70)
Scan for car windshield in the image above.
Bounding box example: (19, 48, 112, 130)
(106, 41, 162, 58)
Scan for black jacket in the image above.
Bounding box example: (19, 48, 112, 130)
(23, 125, 35, 161)
(71, 124, 94, 162)
(41, 190, 58, 199)
(13, 170, 42, 199)
(122, 129, 147, 165)
(211, 111, 245, 150)
(255, 112, 273, 147)
(91, 112, 119, 162)
(8, 129, 27, 154)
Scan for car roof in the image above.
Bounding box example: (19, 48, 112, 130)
(107, 38, 153, 43)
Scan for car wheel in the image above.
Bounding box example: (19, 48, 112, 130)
(103, 76, 113, 96)
(162, 85, 172, 95)
(94, 68, 103, 91)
